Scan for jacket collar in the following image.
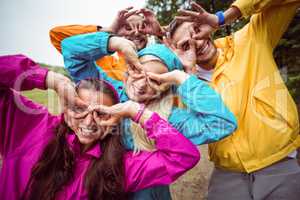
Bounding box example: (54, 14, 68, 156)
(66, 133, 102, 159)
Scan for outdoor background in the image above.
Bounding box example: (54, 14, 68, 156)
(1, 0, 299, 199)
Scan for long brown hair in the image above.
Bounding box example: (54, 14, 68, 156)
(23, 78, 127, 200)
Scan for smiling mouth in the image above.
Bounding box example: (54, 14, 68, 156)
(130, 36, 146, 44)
(196, 41, 210, 56)
(79, 127, 98, 137)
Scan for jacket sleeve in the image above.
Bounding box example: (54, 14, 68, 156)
(124, 113, 200, 192)
(232, 0, 300, 48)
(169, 75, 237, 145)
(0, 55, 58, 157)
(61, 32, 124, 95)
(50, 25, 98, 53)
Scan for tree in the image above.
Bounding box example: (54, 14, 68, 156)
(146, 0, 300, 109)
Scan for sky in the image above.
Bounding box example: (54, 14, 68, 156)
(0, 0, 146, 66)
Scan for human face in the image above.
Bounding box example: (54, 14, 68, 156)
(64, 89, 115, 146)
(117, 15, 148, 50)
(172, 22, 217, 67)
(124, 57, 169, 103)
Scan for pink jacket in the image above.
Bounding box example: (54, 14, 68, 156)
(0, 54, 200, 200)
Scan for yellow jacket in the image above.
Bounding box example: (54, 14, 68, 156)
(49, 25, 127, 81)
(209, 0, 300, 172)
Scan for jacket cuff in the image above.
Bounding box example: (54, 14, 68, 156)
(231, 0, 254, 18)
(142, 112, 162, 138)
(97, 31, 113, 55)
(177, 74, 205, 100)
(28, 67, 49, 90)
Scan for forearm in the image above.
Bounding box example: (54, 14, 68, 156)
(0, 54, 48, 91)
(61, 32, 113, 83)
(46, 71, 71, 92)
(175, 75, 237, 143)
(223, 6, 242, 25)
(125, 112, 200, 192)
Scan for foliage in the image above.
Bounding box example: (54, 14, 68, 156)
(22, 63, 63, 115)
(146, 0, 300, 108)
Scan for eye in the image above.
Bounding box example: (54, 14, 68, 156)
(182, 41, 190, 51)
(72, 106, 85, 113)
(125, 24, 132, 31)
(94, 111, 106, 117)
(193, 25, 200, 33)
(149, 78, 160, 85)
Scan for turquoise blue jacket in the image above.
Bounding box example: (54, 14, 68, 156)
(61, 31, 237, 150)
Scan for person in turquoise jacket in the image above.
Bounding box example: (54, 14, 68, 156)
(61, 31, 237, 200)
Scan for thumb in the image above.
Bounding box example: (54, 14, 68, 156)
(146, 72, 165, 83)
(74, 97, 88, 109)
(97, 116, 120, 126)
(188, 39, 196, 52)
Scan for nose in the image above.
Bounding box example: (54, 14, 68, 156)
(82, 112, 94, 126)
(133, 28, 139, 36)
(135, 78, 147, 90)
(195, 39, 205, 49)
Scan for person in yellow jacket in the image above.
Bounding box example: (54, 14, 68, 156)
(50, 7, 164, 81)
(168, 0, 300, 199)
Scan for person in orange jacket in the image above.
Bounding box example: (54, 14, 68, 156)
(50, 7, 165, 81)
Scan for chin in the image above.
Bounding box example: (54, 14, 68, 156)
(135, 42, 147, 50)
(77, 136, 95, 145)
(196, 48, 217, 66)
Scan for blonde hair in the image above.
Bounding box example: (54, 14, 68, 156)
(130, 90, 174, 153)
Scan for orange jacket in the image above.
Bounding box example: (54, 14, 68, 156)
(50, 25, 127, 81)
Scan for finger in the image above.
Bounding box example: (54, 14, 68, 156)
(177, 9, 199, 18)
(92, 104, 122, 115)
(163, 37, 176, 50)
(175, 16, 194, 23)
(128, 60, 143, 73)
(138, 28, 148, 34)
(125, 6, 134, 11)
(93, 111, 101, 125)
(134, 62, 144, 72)
(138, 8, 152, 16)
(146, 72, 164, 83)
(90, 104, 110, 114)
(192, 30, 211, 40)
(188, 39, 196, 51)
(75, 97, 88, 109)
(67, 108, 89, 119)
(191, 2, 205, 13)
(137, 20, 144, 32)
(97, 117, 120, 126)
(124, 10, 139, 19)
(128, 70, 145, 80)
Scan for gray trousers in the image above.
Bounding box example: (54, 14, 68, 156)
(208, 158, 300, 200)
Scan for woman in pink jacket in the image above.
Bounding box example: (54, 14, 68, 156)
(0, 54, 200, 200)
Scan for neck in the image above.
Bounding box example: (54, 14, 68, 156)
(80, 141, 96, 153)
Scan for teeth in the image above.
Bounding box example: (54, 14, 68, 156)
(197, 42, 209, 56)
(80, 127, 96, 136)
(201, 44, 209, 53)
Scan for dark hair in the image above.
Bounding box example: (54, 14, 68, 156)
(167, 19, 184, 39)
(23, 78, 127, 200)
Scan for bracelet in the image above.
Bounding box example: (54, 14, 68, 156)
(215, 11, 225, 26)
(133, 104, 146, 123)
